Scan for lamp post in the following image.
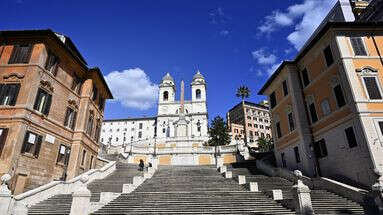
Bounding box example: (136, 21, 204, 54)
(154, 134, 157, 157)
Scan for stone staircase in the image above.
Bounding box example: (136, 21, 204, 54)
(27, 162, 141, 215)
(93, 165, 295, 214)
(227, 163, 366, 214)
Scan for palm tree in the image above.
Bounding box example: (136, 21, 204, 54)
(236, 86, 250, 104)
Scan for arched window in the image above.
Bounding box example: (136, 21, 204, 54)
(196, 89, 201, 99)
(163, 91, 169, 101)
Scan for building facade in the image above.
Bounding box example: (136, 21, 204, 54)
(100, 71, 209, 147)
(226, 101, 271, 147)
(0, 30, 112, 194)
(259, 22, 383, 188)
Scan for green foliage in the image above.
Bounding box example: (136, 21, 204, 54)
(257, 137, 274, 152)
(236, 86, 250, 102)
(208, 116, 231, 146)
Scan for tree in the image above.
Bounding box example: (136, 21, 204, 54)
(236, 86, 250, 104)
(257, 137, 274, 152)
(208, 116, 231, 146)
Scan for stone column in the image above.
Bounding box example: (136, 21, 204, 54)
(70, 175, 91, 215)
(291, 170, 314, 215)
(0, 174, 12, 215)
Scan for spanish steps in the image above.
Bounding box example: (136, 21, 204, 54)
(27, 161, 367, 214)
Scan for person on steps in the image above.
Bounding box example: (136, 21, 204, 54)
(139, 159, 145, 171)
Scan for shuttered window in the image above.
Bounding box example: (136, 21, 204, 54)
(0, 84, 20, 106)
(33, 88, 52, 115)
(294, 146, 301, 163)
(350, 37, 367, 56)
(45, 51, 60, 75)
(57, 144, 71, 165)
(270, 92, 276, 108)
(345, 126, 358, 148)
(276, 121, 282, 138)
(64, 108, 77, 130)
(324, 45, 334, 67)
(282, 80, 288, 96)
(71, 75, 82, 94)
(21, 131, 43, 158)
(0, 128, 9, 158)
(301, 69, 310, 87)
(288, 112, 295, 131)
(309, 102, 318, 123)
(86, 113, 94, 136)
(81, 150, 86, 166)
(8, 44, 33, 64)
(314, 139, 328, 158)
(363, 77, 382, 100)
(333, 84, 346, 108)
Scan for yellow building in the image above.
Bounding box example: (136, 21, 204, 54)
(259, 22, 383, 188)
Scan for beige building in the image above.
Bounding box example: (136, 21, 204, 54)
(259, 22, 383, 188)
(227, 101, 271, 147)
(0, 30, 112, 194)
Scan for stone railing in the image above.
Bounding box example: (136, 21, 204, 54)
(256, 159, 368, 204)
(219, 145, 237, 153)
(13, 160, 116, 207)
(123, 145, 239, 155)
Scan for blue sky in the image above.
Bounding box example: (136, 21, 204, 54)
(1, 0, 337, 121)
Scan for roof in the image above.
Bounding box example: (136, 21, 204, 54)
(89, 67, 113, 99)
(258, 21, 383, 95)
(0, 29, 113, 99)
(193, 70, 205, 80)
(0, 29, 87, 66)
(228, 101, 269, 113)
(103, 116, 157, 122)
(162, 72, 174, 83)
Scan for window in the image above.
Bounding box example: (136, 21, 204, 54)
(259, 119, 263, 122)
(116, 137, 118, 141)
(333, 84, 346, 108)
(308, 102, 318, 124)
(86, 113, 94, 136)
(162, 128, 166, 133)
(321, 99, 331, 116)
(81, 150, 86, 166)
(138, 131, 142, 138)
(92, 86, 98, 101)
(101, 138, 104, 142)
(288, 112, 295, 131)
(363, 77, 382, 100)
(21, 131, 42, 158)
(94, 123, 101, 141)
(276, 121, 282, 138)
(45, 51, 60, 75)
(163, 91, 169, 101)
(8, 44, 33, 64)
(249, 131, 253, 136)
(254, 124, 258, 128)
(350, 37, 367, 56)
(197, 126, 201, 132)
(255, 131, 259, 136)
(282, 80, 288, 96)
(0, 128, 9, 157)
(314, 139, 328, 158)
(71, 75, 82, 94)
(33, 88, 52, 115)
(378, 122, 383, 136)
(324, 45, 334, 67)
(57, 144, 70, 165)
(260, 125, 264, 129)
(281, 153, 287, 168)
(98, 97, 105, 111)
(345, 126, 358, 148)
(261, 133, 265, 138)
(0, 84, 20, 106)
(64, 108, 77, 130)
(294, 146, 300, 163)
(247, 116, 251, 120)
(301, 69, 310, 87)
(89, 155, 94, 169)
(270, 92, 276, 109)
(139, 123, 143, 129)
(248, 123, 252, 127)
(196, 89, 201, 99)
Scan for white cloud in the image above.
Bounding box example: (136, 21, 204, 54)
(266, 62, 282, 76)
(252, 49, 277, 65)
(104, 68, 159, 110)
(258, 0, 337, 49)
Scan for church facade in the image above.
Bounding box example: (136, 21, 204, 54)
(100, 71, 209, 147)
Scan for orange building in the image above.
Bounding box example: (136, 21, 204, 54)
(227, 101, 271, 147)
(0, 30, 113, 194)
(259, 22, 383, 188)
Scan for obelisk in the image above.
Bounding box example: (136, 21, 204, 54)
(175, 80, 188, 137)
(180, 80, 185, 114)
